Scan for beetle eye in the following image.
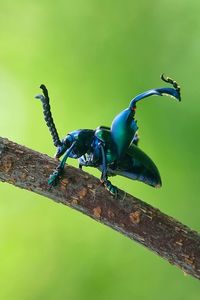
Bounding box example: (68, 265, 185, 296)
(63, 139, 70, 147)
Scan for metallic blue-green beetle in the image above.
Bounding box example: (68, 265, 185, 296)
(35, 74, 181, 196)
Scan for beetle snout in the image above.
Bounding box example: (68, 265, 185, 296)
(54, 145, 65, 158)
(54, 152, 61, 159)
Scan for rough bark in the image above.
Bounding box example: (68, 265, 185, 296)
(0, 137, 200, 280)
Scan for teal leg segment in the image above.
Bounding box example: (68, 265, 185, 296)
(133, 133, 139, 146)
(129, 75, 181, 109)
(99, 144, 118, 196)
(48, 141, 76, 186)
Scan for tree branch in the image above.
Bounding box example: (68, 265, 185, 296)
(0, 137, 200, 280)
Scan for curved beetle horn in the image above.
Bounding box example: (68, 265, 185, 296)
(129, 74, 181, 110)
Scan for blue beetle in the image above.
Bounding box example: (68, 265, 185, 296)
(35, 74, 181, 196)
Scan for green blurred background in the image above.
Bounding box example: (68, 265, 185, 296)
(0, 0, 200, 299)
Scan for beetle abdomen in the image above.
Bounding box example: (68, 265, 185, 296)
(109, 143, 162, 188)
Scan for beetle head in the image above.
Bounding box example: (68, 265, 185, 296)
(54, 135, 74, 158)
(54, 144, 67, 158)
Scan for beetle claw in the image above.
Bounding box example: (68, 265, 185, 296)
(101, 179, 118, 197)
(48, 168, 63, 186)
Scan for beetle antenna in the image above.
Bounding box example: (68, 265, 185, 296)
(35, 85, 62, 147)
(161, 73, 181, 94)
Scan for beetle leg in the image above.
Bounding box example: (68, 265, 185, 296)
(48, 141, 76, 186)
(99, 144, 118, 196)
(101, 179, 118, 197)
(129, 74, 181, 110)
(161, 73, 181, 92)
(132, 133, 139, 146)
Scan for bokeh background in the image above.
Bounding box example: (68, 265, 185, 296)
(0, 0, 200, 299)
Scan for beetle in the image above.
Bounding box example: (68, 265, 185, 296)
(35, 74, 181, 196)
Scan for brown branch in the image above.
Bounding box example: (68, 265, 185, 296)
(0, 137, 200, 280)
